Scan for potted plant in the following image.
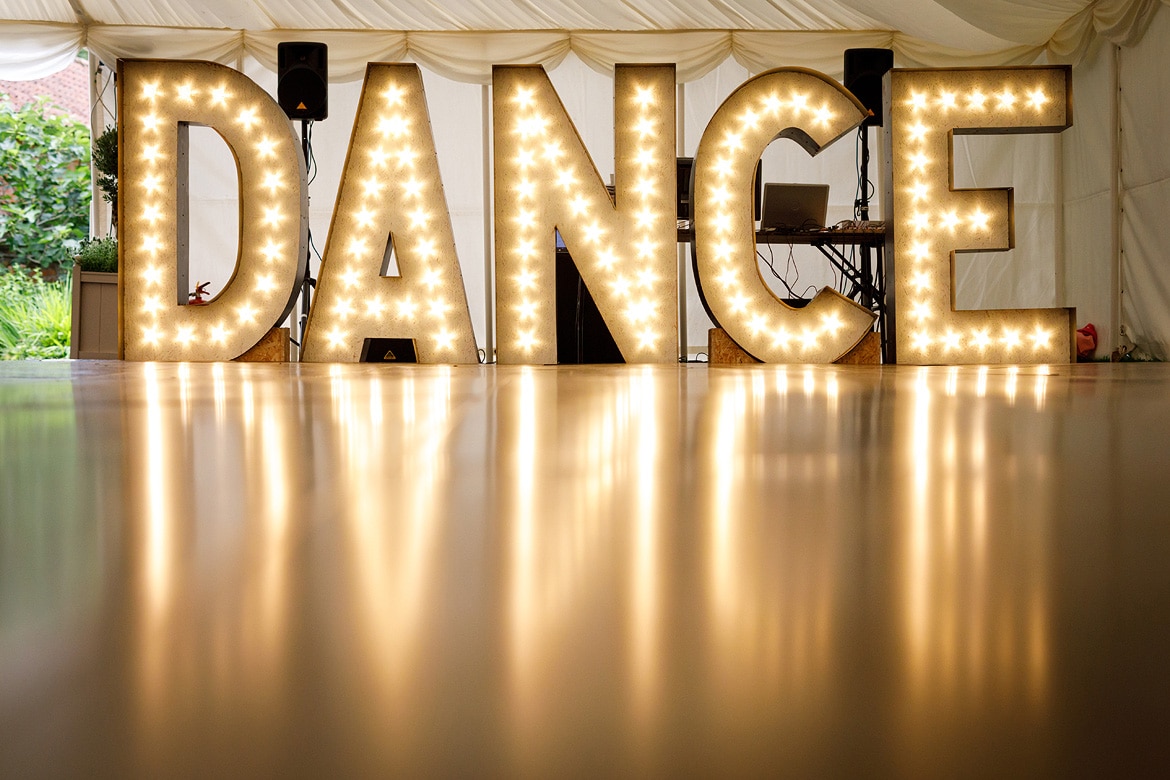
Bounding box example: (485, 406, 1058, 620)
(71, 125, 119, 358)
(70, 125, 119, 358)
(91, 125, 118, 227)
(70, 236, 118, 359)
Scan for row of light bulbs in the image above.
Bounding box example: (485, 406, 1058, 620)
(705, 88, 843, 354)
(135, 85, 287, 347)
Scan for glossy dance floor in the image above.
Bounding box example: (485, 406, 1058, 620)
(2, 361, 1170, 776)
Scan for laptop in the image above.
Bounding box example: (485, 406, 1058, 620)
(758, 182, 830, 231)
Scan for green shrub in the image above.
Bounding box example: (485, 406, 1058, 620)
(0, 267, 72, 360)
(0, 96, 92, 271)
(76, 236, 117, 272)
(91, 126, 117, 225)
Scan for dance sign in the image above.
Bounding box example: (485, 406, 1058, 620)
(117, 59, 1072, 364)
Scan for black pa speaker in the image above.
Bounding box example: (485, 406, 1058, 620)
(843, 48, 894, 127)
(278, 42, 328, 121)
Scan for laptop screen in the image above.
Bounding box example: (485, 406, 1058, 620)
(758, 183, 830, 231)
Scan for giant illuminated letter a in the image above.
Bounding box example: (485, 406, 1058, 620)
(119, 59, 307, 360)
(884, 66, 1074, 364)
(301, 64, 477, 363)
(493, 64, 678, 364)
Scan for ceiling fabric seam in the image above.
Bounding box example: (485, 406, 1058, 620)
(66, 0, 93, 26)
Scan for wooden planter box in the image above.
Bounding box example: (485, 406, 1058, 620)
(70, 263, 119, 359)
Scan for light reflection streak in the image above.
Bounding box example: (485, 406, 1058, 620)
(131, 362, 307, 753)
(213, 362, 226, 422)
(252, 378, 292, 703)
(898, 366, 1053, 749)
(242, 370, 254, 431)
(136, 361, 172, 756)
(320, 366, 460, 766)
(510, 367, 538, 710)
(178, 361, 190, 423)
(143, 363, 170, 619)
(629, 368, 660, 725)
(501, 367, 680, 766)
(698, 368, 845, 731)
(709, 376, 743, 626)
(1034, 367, 1049, 411)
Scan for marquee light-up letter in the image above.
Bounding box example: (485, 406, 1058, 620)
(119, 59, 307, 360)
(493, 64, 678, 364)
(883, 66, 1074, 364)
(692, 68, 875, 363)
(301, 64, 477, 362)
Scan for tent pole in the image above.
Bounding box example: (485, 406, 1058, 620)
(89, 55, 106, 240)
(89, 57, 117, 240)
(482, 84, 495, 362)
(1110, 43, 1123, 353)
(1053, 130, 1065, 311)
(676, 82, 687, 362)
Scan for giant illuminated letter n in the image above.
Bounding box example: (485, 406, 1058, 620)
(493, 64, 678, 364)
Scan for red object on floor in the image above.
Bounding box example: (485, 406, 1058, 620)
(1076, 323, 1098, 360)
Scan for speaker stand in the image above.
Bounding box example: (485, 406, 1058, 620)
(855, 125, 887, 364)
(298, 119, 316, 359)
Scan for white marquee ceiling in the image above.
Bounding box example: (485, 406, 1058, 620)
(3, 0, 1167, 80)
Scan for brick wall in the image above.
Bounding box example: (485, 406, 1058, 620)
(0, 57, 90, 124)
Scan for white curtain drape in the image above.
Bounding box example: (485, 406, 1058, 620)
(1117, 6, 1170, 358)
(7, 1, 1170, 82)
(0, 26, 1056, 84)
(0, 23, 82, 80)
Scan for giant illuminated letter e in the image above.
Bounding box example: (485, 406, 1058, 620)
(883, 66, 1074, 364)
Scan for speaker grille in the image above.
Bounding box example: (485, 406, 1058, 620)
(277, 42, 328, 121)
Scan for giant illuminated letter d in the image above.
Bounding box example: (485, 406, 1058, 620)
(119, 59, 307, 361)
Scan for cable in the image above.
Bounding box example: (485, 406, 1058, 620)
(306, 120, 319, 185)
(297, 119, 317, 356)
(307, 229, 324, 264)
(90, 61, 116, 133)
(853, 125, 877, 220)
(575, 277, 585, 363)
(758, 244, 804, 300)
(854, 126, 864, 220)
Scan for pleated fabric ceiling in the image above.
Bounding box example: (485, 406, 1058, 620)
(3, 0, 1169, 80)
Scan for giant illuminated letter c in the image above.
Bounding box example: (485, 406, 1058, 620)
(692, 68, 875, 364)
